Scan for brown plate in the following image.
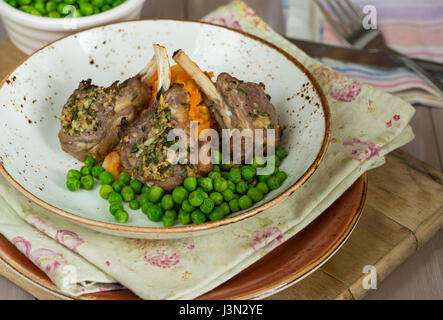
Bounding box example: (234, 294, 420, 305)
(0, 174, 367, 300)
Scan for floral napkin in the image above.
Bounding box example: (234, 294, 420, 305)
(0, 1, 415, 299)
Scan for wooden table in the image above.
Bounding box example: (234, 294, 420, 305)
(0, 0, 441, 300)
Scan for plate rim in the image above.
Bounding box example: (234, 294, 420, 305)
(0, 174, 367, 300)
(0, 19, 332, 235)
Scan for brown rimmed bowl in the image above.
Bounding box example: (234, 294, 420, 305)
(0, 20, 331, 239)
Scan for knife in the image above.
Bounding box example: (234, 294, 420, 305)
(286, 37, 443, 76)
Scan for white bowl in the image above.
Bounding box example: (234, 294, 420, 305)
(0, 20, 330, 239)
(0, 0, 145, 54)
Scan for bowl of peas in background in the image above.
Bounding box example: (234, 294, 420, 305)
(0, 0, 145, 54)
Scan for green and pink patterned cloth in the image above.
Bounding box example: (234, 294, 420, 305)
(0, 1, 416, 299)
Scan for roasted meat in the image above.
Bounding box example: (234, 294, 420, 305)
(58, 57, 156, 161)
(118, 45, 212, 191)
(173, 50, 281, 150)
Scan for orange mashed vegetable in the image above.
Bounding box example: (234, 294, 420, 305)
(147, 64, 215, 135)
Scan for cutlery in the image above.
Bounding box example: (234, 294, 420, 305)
(285, 37, 443, 76)
(314, 0, 443, 96)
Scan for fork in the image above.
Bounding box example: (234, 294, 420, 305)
(314, 0, 443, 97)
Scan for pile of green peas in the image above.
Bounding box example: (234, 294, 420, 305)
(3, 0, 126, 18)
(65, 146, 288, 226)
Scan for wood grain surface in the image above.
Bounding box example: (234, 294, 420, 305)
(0, 0, 442, 300)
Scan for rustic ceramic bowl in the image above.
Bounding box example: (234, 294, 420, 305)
(0, 20, 331, 239)
(0, 0, 145, 54)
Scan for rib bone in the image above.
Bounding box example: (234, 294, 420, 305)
(154, 44, 171, 95)
(173, 49, 237, 130)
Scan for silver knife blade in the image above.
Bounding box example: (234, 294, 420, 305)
(286, 37, 443, 75)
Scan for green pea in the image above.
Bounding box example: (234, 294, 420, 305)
(141, 202, 154, 215)
(80, 175, 94, 190)
(213, 165, 221, 172)
(84, 155, 96, 167)
(80, 166, 90, 176)
(191, 210, 206, 224)
(108, 192, 122, 204)
(34, 2, 46, 14)
(141, 185, 150, 194)
(64, 0, 76, 4)
(276, 171, 288, 184)
(256, 182, 269, 195)
(178, 211, 191, 225)
(112, 0, 124, 7)
(221, 163, 232, 171)
(247, 187, 263, 203)
(188, 191, 204, 207)
(112, 181, 123, 193)
(221, 171, 229, 179)
(161, 194, 174, 210)
(209, 206, 224, 221)
(99, 184, 113, 199)
(195, 187, 208, 198)
(57, 3, 66, 14)
(93, 5, 100, 14)
(129, 199, 140, 210)
(139, 193, 151, 207)
(146, 205, 163, 222)
(67, 169, 82, 180)
(229, 199, 240, 212)
(91, 0, 105, 8)
(105, 0, 113, 5)
(208, 171, 221, 181)
(118, 171, 131, 185)
(252, 157, 266, 168)
(46, 1, 57, 12)
(266, 176, 281, 190)
(109, 203, 123, 215)
(222, 189, 234, 202)
(257, 175, 268, 183)
(183, 176, 197, 192)
(181, 200, 195, 213)
(220, 202, 231, 216)
(18, 0, 31, 6)
(198, 177, 213, 192)
(80, 2, 94, 15)
(238, 195, 253, 210)
(147, 185, 164, 203)
(275, 146, 288, 159)
(228, 167, 242, 183)
(200, 198, 214, 214)
(227, 181, 236, 193)
(162, 214, 175, 227)
(91, 165, 105, 178)
(164, 209, 177, 219)
(121, 186, 135, 202)
(241, 166, 256, 181)
(8, 0, 18, 8)
(172, 186, 188, 204)
(129, 179, 143, 194)
(236, 181, 248, 194)
(101, 4, 111, 11)
(213, 178, 228, 192)
(99, 171, 114, 185)
(209, 192, 223, 205)
(66, 178, 80, 192)
(114, 210, 128, 223)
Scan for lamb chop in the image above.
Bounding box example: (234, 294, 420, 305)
(173, 50, 281, 154)
(118, 45, 212, 191)
(58, 55, 157, 162)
